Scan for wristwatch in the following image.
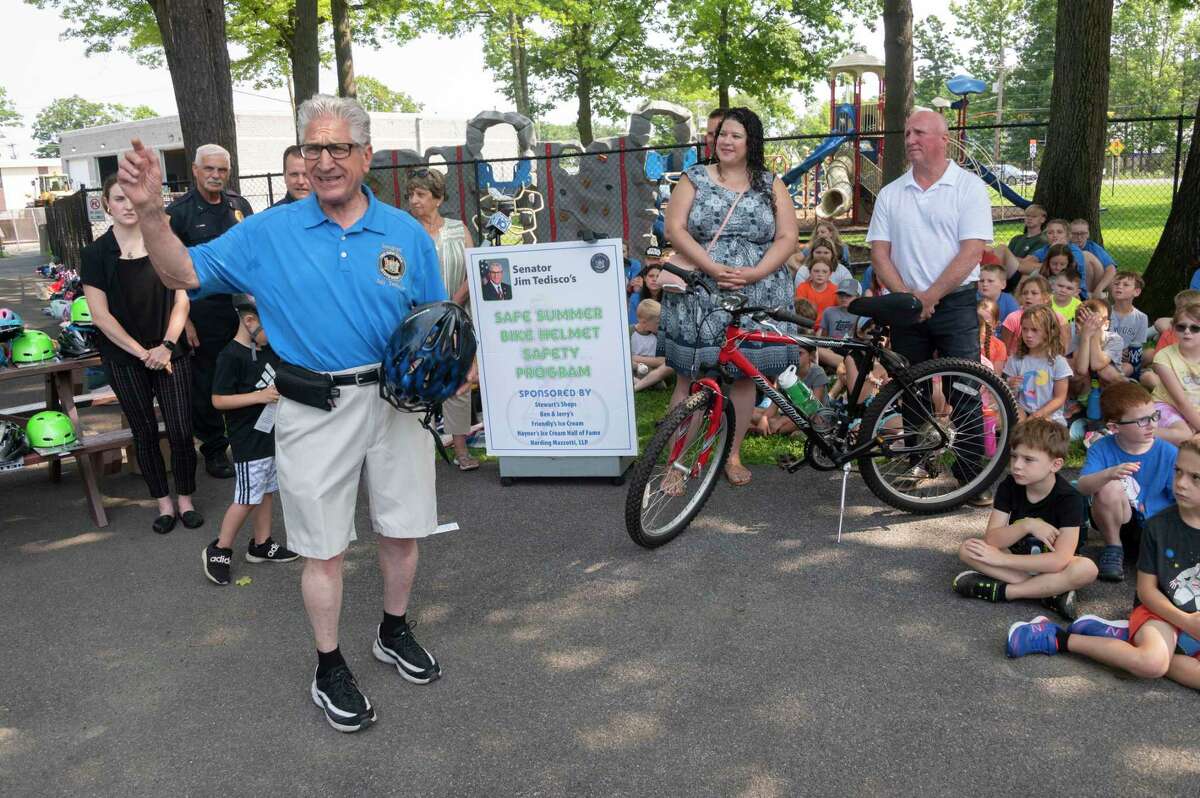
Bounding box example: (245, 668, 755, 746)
(162, 339, 177, 352)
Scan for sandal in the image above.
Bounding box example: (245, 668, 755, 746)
(453, 454, 480, 471)
(661, 469, 686, 497)
(179, 509, 205, 529)
(152, 514, 176, 535)
(724, 463, 752, 487)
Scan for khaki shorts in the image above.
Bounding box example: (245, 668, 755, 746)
(275, 366, 438, 560)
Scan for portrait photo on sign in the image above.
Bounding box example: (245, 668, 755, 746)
(480, 258, 513, 301)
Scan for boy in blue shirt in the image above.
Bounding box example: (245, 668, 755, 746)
(1077, 382, 1178, 583)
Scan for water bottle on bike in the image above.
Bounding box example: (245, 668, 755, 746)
(777, 365, 821, 416)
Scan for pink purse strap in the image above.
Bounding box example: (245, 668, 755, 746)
(705, 191, 744, 253)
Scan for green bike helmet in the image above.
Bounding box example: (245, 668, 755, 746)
(10, 330, 57, 364)
(70, 296, 94, 326)
(25, 410, 77, 451)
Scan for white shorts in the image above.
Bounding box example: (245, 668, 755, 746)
(275, 366, 439, 560)
(234, 456, 278, 505)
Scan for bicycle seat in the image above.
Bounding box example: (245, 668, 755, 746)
(847, 293, 922, 327)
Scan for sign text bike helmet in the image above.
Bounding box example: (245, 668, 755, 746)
(70, 296, 94, 326)
(0, 308, 23, 343)
(25, 411, 77, 451)
(11, 330, 57, 364)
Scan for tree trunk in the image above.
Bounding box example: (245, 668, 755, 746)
(149, 0, 240, 190)
(1031, 0, 1113, 239)
(574, 25, 593, 145)
(717, 7, 730, 110)
(882, 0, 914, 185)
(508, 12, 530, 117)
(332, 0, 356, 98)
(292, 0, 320, 108)
(1139, 97, 1200, 318)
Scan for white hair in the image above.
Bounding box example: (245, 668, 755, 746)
(193, 143, 232, 166)
(297, 94, 371, 146)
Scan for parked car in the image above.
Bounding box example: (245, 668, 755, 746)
(996, 163, 1038, 183)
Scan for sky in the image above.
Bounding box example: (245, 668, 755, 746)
(1, 0, 950, 159)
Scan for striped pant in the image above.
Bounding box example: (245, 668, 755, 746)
(105, 357, 198, 498)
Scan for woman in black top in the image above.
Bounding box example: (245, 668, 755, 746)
(81, 175, 202, 534)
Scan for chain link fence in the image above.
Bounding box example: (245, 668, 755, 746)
(50, 114, 1192, 275)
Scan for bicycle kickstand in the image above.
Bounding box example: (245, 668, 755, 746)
(836, 462, 851, 544)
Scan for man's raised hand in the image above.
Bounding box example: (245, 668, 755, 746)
(117, 138, 164, 215)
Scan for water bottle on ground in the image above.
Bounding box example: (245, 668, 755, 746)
(778, 365, 821, 416)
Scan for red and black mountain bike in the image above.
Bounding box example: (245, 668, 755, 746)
(625, 264, 1018, 549)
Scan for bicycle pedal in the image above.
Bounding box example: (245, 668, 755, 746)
(775, 454, 805, 472)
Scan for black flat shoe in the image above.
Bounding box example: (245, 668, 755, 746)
(153, 514, 176, 535)
(179, 510, 205, 529)
(204, 453, 235, 479)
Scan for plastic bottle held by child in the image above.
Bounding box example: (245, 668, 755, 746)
(778, 365, 821, 416)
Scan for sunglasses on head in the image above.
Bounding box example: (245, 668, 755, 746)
(408, 168, 431, 178)
(1175, 323, 1200, 334)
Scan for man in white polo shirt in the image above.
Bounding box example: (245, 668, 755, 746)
(867, 109, 994, 494)
(867, 109, 992, 361)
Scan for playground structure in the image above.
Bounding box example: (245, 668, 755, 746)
(368, 101, 695, 256)
(780, 53, 1033, 230)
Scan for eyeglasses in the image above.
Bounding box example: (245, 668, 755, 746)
(407, 168, 431, 178)
(299, 142, 358, 160)
(1112, 410, 1161, 428)
(1174, 323, 1200, 334)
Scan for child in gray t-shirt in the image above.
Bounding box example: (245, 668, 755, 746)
(632, 299, 671, 391)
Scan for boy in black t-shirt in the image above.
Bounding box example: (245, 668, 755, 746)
(203, 295, 298, 586)
(1006, 437, 1200, 690)
(953, 418, 1098, 620)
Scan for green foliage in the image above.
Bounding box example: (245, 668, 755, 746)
(32, 95, 158, 157)
(354, 75, 423, 112)
(660, 0, 870, 114)
(913, 16, 958, 105)
(0, 86, 20, 127)
(534, 120, 625, 142)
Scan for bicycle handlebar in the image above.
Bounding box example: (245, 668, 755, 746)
(768, 307, 815, 329)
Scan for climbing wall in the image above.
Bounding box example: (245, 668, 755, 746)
(369, 101, 695, 255)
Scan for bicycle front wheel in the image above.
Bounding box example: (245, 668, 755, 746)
(625, 387, 735, 548)
(857, 357, 1017, 514)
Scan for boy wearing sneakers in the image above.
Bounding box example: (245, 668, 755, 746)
(203, 294, 298, 585)
(953, 418, 1097, 620)
(1077, 382, 1177, 582)
(1005, 435, 1200, 692)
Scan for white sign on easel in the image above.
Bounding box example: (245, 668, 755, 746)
(465, 239, 637, 462)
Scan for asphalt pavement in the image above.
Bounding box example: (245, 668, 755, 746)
(2, 250, 1197, 796)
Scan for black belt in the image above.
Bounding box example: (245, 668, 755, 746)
(330, 367, 380, 386)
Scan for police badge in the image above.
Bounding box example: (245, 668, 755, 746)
(379, 246, 406, 280)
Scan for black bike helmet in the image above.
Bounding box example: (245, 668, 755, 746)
(381, 301, 476, 413)
(58, 324, 98, 358)
(0, 420, 26, 462)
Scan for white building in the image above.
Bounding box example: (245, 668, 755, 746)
(58, 111, 518, 211)
(0, 158, 66, 211)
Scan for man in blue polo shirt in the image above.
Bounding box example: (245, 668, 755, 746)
(1069, 217, 1118, 296)
(117, 95, 460, 734)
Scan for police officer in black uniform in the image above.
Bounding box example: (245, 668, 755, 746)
(166, 143, 253, 479)
(272, 145, 311, 207)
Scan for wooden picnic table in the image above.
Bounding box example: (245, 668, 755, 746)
(0, 355, 133, 527)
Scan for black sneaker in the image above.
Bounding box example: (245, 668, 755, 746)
(246, 537, 299, 563)
(203, 541, 232, 585)
(311, 665, 376, 733)
(373, 620, 441, 684)
(1098, 545, 1125, 582)
(952, 570, 1005, 602)
(204, 452, 235, 479)
(1040, 590, 1079, 621)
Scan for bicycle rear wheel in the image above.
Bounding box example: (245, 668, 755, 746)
(625, 387, 735, 548)
(857, 357, 1017, 513)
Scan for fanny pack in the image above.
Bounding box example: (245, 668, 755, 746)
(276, 362, 379, 411)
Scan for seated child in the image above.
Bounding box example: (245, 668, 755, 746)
(1001, 274, 1070, 355)
(1005, 435, 1200, 695)
(1068, 299, 1125, 394)
(798, 220, 853, 276)
(978, 298, 1007, 375)
(1049, 270, 1081, 324)
(1108, 271, 1149, 378)
(1150, 299, 1200, 444)
(1142, 289, 1200, 391)
(954, 418, 1096, 619)
(817, 279, 863, 380)
(794, 256, 838, 326)
(1004, 304, 1072, 425)
(1077, 382, 1178, 581)
(631, 299, 671, 392)
(204, 294, 298, 586)
(978, 262, 1019, 328)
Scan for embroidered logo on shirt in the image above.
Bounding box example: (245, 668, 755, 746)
(379, 246, 406, 281)
(233, 209, 245, 223)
